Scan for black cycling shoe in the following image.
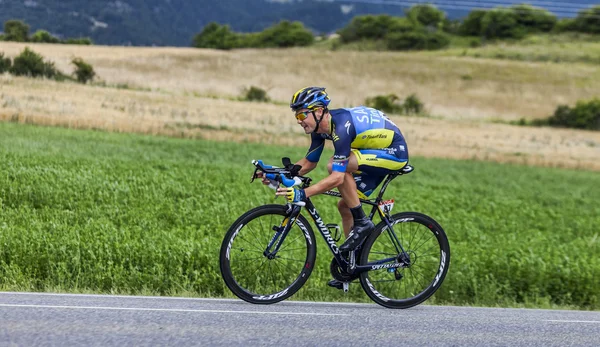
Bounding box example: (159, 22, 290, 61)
(339, 217, 374, 252)
(327, 279, 345, 290)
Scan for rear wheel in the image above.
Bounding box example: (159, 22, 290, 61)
(219, 204, 316, 304)
(359, 212, 450, 309)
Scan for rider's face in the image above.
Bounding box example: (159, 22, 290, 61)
(295, 108, 322, 134)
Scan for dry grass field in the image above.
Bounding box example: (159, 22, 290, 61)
(1, 42, 599, 170)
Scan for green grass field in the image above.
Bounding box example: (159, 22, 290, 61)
(1, 122, 598, 309)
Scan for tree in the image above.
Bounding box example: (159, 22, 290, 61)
(30, 30, 61, 44)
(387, 30, 450, 51)
(4, 20, 30, 42)
(574, 6, 600, 34)
(257, 21, 314, 48)
(459, 10, 487, 36)
(480, 9, 526, 39)
(510, 4, 557, 33)
(406, 4, 446, 28)
(72, 58, 96, 84)
(337, 15, 410, 43)
(192, 22, 239, 50)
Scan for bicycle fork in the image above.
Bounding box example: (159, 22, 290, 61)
(263, 204, 302, 259)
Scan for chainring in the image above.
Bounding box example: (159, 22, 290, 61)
(329, 257, 359, 282)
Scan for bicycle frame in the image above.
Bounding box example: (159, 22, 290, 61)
(263, 171, 411, 276)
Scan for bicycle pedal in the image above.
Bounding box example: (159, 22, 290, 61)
(342, 282, 350, 293)
(326, 223, 341, 242)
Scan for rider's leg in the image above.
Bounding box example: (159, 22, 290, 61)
(327, 154, 374, 252)
(327, 158, 359, 238)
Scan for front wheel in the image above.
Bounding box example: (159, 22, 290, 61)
(359, 212, 450, 309)
(219, 204, 316, 304)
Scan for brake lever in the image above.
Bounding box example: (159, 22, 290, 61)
(250, 167, 259, 183)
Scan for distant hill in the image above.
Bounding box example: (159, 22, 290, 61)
(0, 0, 597, 46)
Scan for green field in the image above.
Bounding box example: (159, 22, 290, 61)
(0, 122, 599, 309)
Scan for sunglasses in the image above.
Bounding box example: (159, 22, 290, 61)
(295, 110, 311, 121)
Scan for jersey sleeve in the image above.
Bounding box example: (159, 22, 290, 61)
(305, 132, 325, 163)
(331, 110, 355, 173)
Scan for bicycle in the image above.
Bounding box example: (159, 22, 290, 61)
(219, 157, 450, 309)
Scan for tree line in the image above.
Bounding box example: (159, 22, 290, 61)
(192, 3, 600, 51)
(0, 20, 93, 45)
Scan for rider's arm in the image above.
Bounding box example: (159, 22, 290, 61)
(295, 157, 317, 176)
(304, 114, 354, 198)
(304, 171, 344, 198)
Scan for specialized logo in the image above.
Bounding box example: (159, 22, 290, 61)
(226, 224, 244, 260)
(371, 262, 402, 270)
(309, 208, 339, 254)
(345, 120, 351, 135)
(433, 250, 447, 287)
(295, 219, 312, 245)
(366, 278, 389, 302)
(253, 288, 289, 301)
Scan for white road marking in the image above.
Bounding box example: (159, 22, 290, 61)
(545, 320, 600, 324)
(0, 292, 376, 307)
(0, 303, 350, 316)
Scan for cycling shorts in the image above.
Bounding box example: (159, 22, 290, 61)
(351, 147, 408, 198)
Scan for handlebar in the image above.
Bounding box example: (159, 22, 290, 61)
(251, 158, 310, 188)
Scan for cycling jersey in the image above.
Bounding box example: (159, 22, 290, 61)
(304, 106, 409, 197)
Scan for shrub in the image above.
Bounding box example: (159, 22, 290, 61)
(72, 57, 96, 84)
(406, 4, 446, 28)
(544, 99, 600, 130)
(387, 31, 450, 51)
(510, 4, 557, 33)
(337, 15, 415, 43)
(3, 20, 29, 42)
(192, 22, 239, 50)
(256, 21, 314, 48)
(63, 37, 93, 45)
(0, 53, 11, 74)
(365, 94, 426, 116)
(459, 10, 487, 36)
(30, 30, 61, 43)
(9, 47, 62, 79)
(243, 86, 269, 102)
(481, 9, 526, 39)
(553, 18, 578, 33)
(574, 6, 600, 34)
(365, 94, 403, 114)
(403, 94, 425, 115)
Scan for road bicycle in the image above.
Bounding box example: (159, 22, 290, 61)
(219, 158, 450, 309)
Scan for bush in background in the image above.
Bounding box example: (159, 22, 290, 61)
(0, 53, 11, 74)
(63, 37, 94, 45)
(72, 58, 96, 84)
(365, 93, 426, 115)
(9, 47, 63, 80)
(533, 99, 600, 130)
(387, 30, 450, 50)
(242, 86, 270, 102)
(255, 21, 314, 48)
(192, 22, 239, 50)
(30, 30, 61, 44)
(481, 9, 527, 40)
(574, 6, 600, 34)
(3, 20, 29, 42)
(510, 4, 557, 33)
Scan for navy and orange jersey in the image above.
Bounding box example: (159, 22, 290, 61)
(305, 106, 408, 172)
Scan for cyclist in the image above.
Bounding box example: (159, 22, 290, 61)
(271, 86, 409, 289)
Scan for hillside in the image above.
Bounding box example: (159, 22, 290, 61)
(1, 0, 598, 46)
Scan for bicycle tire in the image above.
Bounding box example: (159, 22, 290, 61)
(359, 212, 450, 309)
(219, 204, 316, 304)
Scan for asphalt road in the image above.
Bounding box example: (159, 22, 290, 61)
(0, 292, 598, 346)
